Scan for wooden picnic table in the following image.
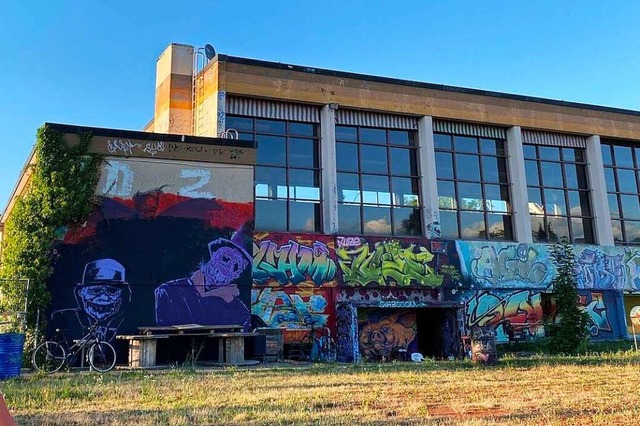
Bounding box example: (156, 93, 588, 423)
(117, 325, 255, 368)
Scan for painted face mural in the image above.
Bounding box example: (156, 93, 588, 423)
(358, 311, 417, 360)
(50, 258, 131, 342)
(155, 237, 252, 329)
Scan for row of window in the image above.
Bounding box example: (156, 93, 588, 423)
(226, 115, 639, 245)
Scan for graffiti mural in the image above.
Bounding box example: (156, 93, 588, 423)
(337, 288, 441, 307)
(51, 259, 131, 342)
(48, 155, 255, 342)
(253, 233, 337, 287)
(155, 237, 252, 328)
(452, 290, 545, 343)
(336, 237, 456, 288)
(251, 287, 334, 343)
(574, 246, 636, 291)
(456, 242, 553, 289)
(336, 303, 358, 363)
(358, 309, 417, 360)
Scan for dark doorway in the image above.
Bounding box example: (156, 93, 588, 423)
(416, 308, 459, 359)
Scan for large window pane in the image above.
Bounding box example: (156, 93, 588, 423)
(564, 164, 588, 190)
(525, 160, 540, 186)
(571, 218, 594, 244)
(360, 128, 386, 144)
(256, 119, 286, 135)
(528, 188, 544, 214)
(625, 221, 640, 244)
(460, 212, 485, 239)
(540, 162, 563, 187)
(360, 145, 388, 174)
(567, 191, 591, 217)
(336, 143, 358, 172)
(458, 182, 483, 211)
(256, 135, 286, 166)
(614, 145, 634, 168)
(393, 207, 421, 236)
(455, 154, 481, 181)
(617, 169, 638, 193)
(531, 216, 547, 242)
(289, 201, 320, 232)
(538, 146, 560, 161)
(255, 167, 287, 199)
(438, 181, 456, 210)
(362, 175, 390, 205)
(289, 169, 320, 201)
(338, 173, 361, 204)
(338, 204, 361, 234)
(523, 145, 537, 159)
(226, 116, 253, 132)
(604, 168, 617, 192)
(454, 136, 478, 154)
(289, 138, 318, 168)
(482, 156, 508, 183)
(289, 122, 316, 137)
(392, 177, 420, 207)
(435, 152, 454, 179)
(620, 195, 640, 220)
(547, 217, 570, 242)
(439, 211, 459, 239)
(434, 134, 452, 150)
(390, 148, 417, 176)
(544, 189, 567, 216)
(608, 194, 620, 219)
(363, 206, 391, 234)
(255, 199, 287, 231)
(388, 130, 412, 146)
(612, 220, 623, 242)
(601, 145, 613, 166)
(336, 126, 357, 142)
(480, 139, 505, 156)
(487, 214, 512, 240)
(484, 184, 510, 213)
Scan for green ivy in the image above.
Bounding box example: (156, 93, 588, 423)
(547, 239, 591, 355)
(0, 124, 102, 333)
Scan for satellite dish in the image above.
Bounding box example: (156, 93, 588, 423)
(204, 44, 216, 61)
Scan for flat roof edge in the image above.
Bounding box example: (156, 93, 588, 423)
(218, 54, 640, 118)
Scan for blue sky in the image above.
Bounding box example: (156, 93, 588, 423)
(1, 0, 640, 212)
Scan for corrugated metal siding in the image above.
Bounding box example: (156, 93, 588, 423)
(336, 109, 418, 129)
(226, 96, 320, 123)
(522, 129, 587, 148)
(433, 120, 507, 139)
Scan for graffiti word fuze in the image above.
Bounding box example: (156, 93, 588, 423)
(337, 240, 443, 287)
(253, 239, 336, 286)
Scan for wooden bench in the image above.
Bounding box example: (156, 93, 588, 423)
(117, 325, 256, 367)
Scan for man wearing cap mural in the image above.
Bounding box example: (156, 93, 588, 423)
(154, 237, 252, 329)
(52, 259, 131, 342)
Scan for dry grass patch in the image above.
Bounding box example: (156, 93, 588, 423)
(3, 352, 640, 425)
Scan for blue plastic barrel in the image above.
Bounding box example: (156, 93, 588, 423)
(0, 333, 25, 380)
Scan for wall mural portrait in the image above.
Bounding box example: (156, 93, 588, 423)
(155, 236, 252, 328)
(358, 309, 417, 360)
(253, 233, 337, 287)
(336, 236, 455, 288)
(51, 258, 131, 342)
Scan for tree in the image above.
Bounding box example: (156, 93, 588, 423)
(547, 238, 590, 354)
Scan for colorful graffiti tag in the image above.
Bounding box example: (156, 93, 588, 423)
(457, 242, 553, 289)
(462, 290, 545, 342)
(253, 233, 337, 287)
(358, 310, 417, 360)
(574, 246, 638, 291)
(577, 291, 612, 337)
(251, 287, 334, 342)
(336, 237, 449, 288)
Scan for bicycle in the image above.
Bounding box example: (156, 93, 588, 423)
(32, 322, 117, 373)
(297, 318, 337, 363)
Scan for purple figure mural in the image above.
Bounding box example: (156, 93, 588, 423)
(154, 238, 252, 329)
(52, 258, 131, 342)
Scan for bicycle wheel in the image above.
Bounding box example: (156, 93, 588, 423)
(88, 341, 116, 373)
(299, 335, 315, 362)
(320, 336, 337, 363)
(32, 341, 66, 374)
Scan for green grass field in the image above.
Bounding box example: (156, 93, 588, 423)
(3, 349, 640, 425)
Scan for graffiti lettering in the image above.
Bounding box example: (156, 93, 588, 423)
(253, 240, 336, 286)
(575, 248, 625, 290)
(579, 292, 612, 336)
(143, 142, 165, 156)
(337, 240, 443, 287)
(465, 290, 544, 342)
(178, 169, 214, 199)
(107, 139, 141, 156)
(251, 288, 329, 329)
(468, 243, 549, 287)
(337, 236, 363, 249)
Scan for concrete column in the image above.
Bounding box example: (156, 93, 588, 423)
(506, 126, 533, 242)
(321, 105, 338, 234)
(153, 43, 194, 134)
(586, 135, 614, 245)
(417, 116, 440, 238)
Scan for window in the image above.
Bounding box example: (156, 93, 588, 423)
(336, 125, 421, 235)
(435, 134, 512, 240)
(602, 141, 640, 245)
(227, 115, 321, 232)
(524, 145, 593, 243)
